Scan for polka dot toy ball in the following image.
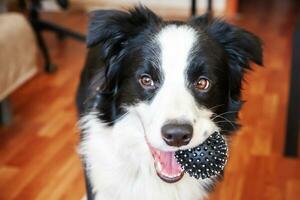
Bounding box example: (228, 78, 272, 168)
(175, 132, 228, 179)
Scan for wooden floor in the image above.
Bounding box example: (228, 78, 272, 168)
(0, 0, 299, 199)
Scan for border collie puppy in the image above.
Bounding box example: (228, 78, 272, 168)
(76, 6, 262, 200)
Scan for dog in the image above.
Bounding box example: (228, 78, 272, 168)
(76, 6, 263, 200)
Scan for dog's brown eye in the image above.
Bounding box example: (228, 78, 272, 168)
(195, 77, 210, 91)
(139, 74, 155, 89)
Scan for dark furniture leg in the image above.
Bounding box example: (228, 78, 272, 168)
(31, 18, 57, 73)
(191, 0, 213, 16)
(0, 98, 12, 125)
(28, 0, 86, 73)
(284, 16, 300, 157)
(191, 0, 197, 16)
(207, 0, 213, 14)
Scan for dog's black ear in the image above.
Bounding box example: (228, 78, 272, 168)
(191, 17, 263, 132)
(207, 20, 263, 100)
(192, 17, 263, 100)
(87, 6, 162, 93)
(87, 6, 162, 48)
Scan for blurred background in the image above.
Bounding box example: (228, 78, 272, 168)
(0, 0, 299, 199)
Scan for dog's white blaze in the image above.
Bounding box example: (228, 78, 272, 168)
(156, 25, 199, 123)
(157, 25, 197, 120)
(158, 25, 196, 83)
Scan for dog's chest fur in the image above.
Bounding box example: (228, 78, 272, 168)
(79, 113, 213, 200)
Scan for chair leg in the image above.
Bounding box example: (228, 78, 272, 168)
(30, 20, 85, 73)
(191, 0, 213, 17)
(0, 98, 12, 125)
(191, 0, 197, 16)
(29, 1, 57, 73)
(27, 0, 85, 73)
(31, 24, 57, 73)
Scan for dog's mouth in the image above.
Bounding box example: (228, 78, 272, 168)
(148, 144, 184, 183)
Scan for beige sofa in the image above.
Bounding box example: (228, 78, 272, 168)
(0, 13, 38, 124)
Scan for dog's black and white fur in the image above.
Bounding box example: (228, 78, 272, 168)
(76, 6, 263, 200)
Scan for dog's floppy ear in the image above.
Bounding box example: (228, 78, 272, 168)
(191, 16, 263, 131)
(87, 6, 162, 47)
(87, 6, 162, 93)
(207, 20, 263, 100)
(212, 20, 263, 101)
(192, 17, 263, 100)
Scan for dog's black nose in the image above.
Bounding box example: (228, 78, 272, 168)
(161, 123, 193, 147)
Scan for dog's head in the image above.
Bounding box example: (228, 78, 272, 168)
(85, 6, 262, 183)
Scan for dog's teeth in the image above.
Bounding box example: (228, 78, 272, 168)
(160, 172, 181, 179)
(175, 173, 181, 177)
(155, 161, 162, 171)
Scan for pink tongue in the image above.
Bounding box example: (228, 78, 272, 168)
(159, 151, 183, 175)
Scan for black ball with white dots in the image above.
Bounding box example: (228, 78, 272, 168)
(175, 132, 228, 179)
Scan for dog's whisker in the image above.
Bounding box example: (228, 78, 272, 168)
(215, 120, 236, 124)
(219, 129, 236, 133)
(211, 111, 239, 120)
(208, 104, 225, 111)
(213, 115, 237, 129)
